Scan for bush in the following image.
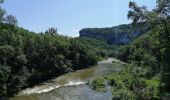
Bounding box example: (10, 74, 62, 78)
(112, 87, 136, 100)
(145, 78, 160, 99)
(92, 77, 106, 92)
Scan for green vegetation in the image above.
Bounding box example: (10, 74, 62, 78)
(0, 0, 169, 99)
(104, 67, 160, 99)
(0, 1, 99, 97)
(92, 0, 170, 99)
(111, 59, 122, 64)
(79, 23, 148, 45)
(92, 77, 106, 92)
(75, 37, 117, 59)
(0, 23, 98, 97)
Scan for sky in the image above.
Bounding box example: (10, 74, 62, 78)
(1, 0, 156, 37)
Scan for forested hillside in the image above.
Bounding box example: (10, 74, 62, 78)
(75, 37, 118, 59)
(79, 23, 148, 45)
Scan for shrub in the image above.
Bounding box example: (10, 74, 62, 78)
(92, 77, 106, 92)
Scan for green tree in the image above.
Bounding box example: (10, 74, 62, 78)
(128, 0, 170, 96)
(4, 15, 18, 26)
(0, 0, 17, 25)
(45, 27, 58, 36)
(0, 0, 6, 23)
(0, 64, 11, 97)
(0, 45, 15, 65)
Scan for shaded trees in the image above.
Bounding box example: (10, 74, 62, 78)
(0, 1, 97, 94)
(0, 1, 17, 25)
(4, 15, 17, 25)
(0, 23, 98, 97)
(45, 27, 58, 36)
(128, 0, 170, 96)
(92, 0, 169, 99)
(75, 37, 117, 59)
(0, 0, 5, 23)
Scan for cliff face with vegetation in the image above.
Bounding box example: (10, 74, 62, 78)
(79, 24, 148, 45)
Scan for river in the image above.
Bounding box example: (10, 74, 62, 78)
(8, 58, 125, 100)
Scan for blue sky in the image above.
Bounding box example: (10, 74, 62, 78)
(2, 0, 156, 37)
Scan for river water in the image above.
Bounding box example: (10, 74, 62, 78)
(9, 58, 125, 100)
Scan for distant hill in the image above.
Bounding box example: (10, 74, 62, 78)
(79, 23, 148, 45)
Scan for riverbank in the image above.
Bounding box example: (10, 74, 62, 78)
(9, 58, 125, 100)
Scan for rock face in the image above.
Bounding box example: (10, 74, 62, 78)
(79, 24, 148, 45)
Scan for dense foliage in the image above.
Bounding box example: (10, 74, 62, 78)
(0, 23, 98, 97)
(107, 30, 161, 99)
(0, 1, 118, 97)
(0, 0, 169, 99)
(75, 37, 117, 59)
(0, 2, 98, 96)
(92, 78, 106, 92)
(92, 0, 170, 99)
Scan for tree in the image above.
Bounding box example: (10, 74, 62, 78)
(4, 15, 18, 26)
(0, 0, 18, 26)
(0, 64, 11, 97)
(45, 27, 58, 36)
(0, 45, 15, 65)
(0, 0, 6, 23)
(128, 0, 170, 39)
(128, 0, 170, 95)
